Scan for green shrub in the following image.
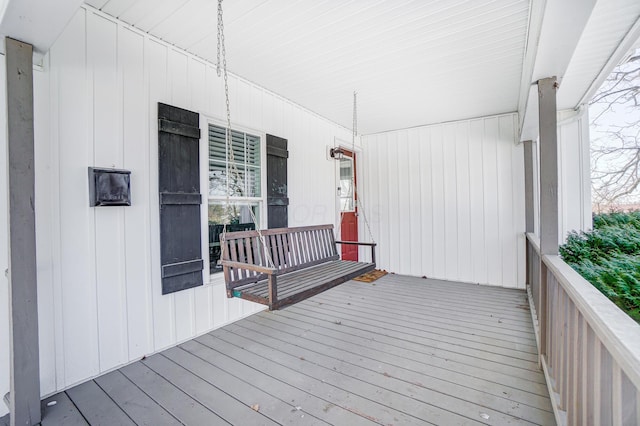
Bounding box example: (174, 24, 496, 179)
(560, 212, 640, 323)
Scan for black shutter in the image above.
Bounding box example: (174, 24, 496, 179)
(266, 134, 289, 228)
(158, 103, 203, 294)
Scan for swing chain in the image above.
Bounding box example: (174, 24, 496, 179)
(217, 0, 274, 269)
(350, 91, 376, 245)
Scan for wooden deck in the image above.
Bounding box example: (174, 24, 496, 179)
(9, 275, 555, 425)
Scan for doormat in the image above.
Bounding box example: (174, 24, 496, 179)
(353, 269, 388, 283)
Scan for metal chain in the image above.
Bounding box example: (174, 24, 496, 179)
(216, 0, 223, 77)
(350, 91, 376, 245)
(217, 0, 274, 269)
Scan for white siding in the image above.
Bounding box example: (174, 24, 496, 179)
(361, 114, 526, 288)
(33, 6, 353, 398)
(558, 110, 592, 240)
(0, 53, 9, 418)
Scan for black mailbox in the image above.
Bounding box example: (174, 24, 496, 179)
(88, 167, 131, 207)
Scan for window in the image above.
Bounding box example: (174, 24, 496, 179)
(208, 124, 262, 274)
(339, 157, 355, 212)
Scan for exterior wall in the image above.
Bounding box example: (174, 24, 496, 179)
(529, 109, 592, 247)
(33, 6, 353, 399)
(360, 114, 526, 288)
(558, 109, 591, 239)
(0, 53, 9, 418)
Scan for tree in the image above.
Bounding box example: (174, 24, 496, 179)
(590, 47, 640, 211)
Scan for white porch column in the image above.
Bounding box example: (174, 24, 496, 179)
(4, 37, 41, 426)
(538, 76, 558, 358)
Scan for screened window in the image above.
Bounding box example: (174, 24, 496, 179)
(208, 124, 262, 274)
(208, 125, 261, 198)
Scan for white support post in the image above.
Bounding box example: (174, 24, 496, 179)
(538, 76, 559, 359)
(5, 37, 41, 426)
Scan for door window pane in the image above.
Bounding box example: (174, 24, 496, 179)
(339, 157, 355, 212)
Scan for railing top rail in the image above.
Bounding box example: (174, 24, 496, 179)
(543, 254, 640, 388)
(526, 232, 540, 255)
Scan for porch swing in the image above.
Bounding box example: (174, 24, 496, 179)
(215, 0, 376, 310)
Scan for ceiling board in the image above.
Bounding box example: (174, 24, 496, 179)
(82, 0, 636, 134)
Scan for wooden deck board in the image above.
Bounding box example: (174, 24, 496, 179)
(323, 281, 536, 328)
(178, 340, 374, 426)
(275, 306, 552, 396)
(160, 346, 330, 426)
(307, 294, 538, 355)
(119, 362, 228, 425)
(66, 380, 135, 425)
(230, 318, 554, 425)
(94, 370, 181, 426)
(41, 392, 88, 426)
(200, 331, 446, 425)
(141, 353, 277, 426)
(281, 302, 544, 379)
(246, 312, 553, 411)
(35, 275, 555, 425)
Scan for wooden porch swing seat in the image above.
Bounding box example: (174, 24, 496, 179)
(221, 224, 376, 310)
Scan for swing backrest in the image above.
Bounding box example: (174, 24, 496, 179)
(221, 224, 340, 288)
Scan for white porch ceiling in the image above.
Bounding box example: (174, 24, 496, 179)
(17, 0, 624, 135)
(83, 0, 531, 134)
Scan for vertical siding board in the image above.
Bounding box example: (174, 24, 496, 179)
(54, 9, 101, 385)
(468, 119, 487, 284)
(442, 124, 458, 280)
(511, 115, 526, 288)
(387, 133, 400, 272)
(33, 64, 57, 395)
(189, 58, 207, 113)
(498, 116, 516, 287)
(396, 130, 411, 274)
(419, 128, 434, 277)
(120, 27, 153, 362)
(377, 135, 391, 271)
(482, 118, 501, 286)
(169, 49, 189, 108)
(430, 126, 446, 279)
(360, 138, 370, 258)
(89, 12, 130, 371)
(408, 129, 422, 276)
(147, 39, 176, 351)
(455, 122, 472, 283)
(47, 44, 68, 391)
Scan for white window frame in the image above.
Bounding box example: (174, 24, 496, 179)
(200, 116, 267, 284)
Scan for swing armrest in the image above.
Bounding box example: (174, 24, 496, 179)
(334, 241, 377, 265)
(221, 260, 277, 275)
(335, 241, 377, 247)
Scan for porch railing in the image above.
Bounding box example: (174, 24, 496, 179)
(526, 233, 640, 425)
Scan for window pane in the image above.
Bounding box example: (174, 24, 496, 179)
(209, 162, 228, 197)
(246, 166, 261, 197)
(208, 126, 227, 163)
(247, 134, 260, 166)
(208, 203, 259, 274)
(208, 124, 261, 198)
(339, 157, 355, 212)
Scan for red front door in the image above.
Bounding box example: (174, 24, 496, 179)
(339, 150, 358, 261)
